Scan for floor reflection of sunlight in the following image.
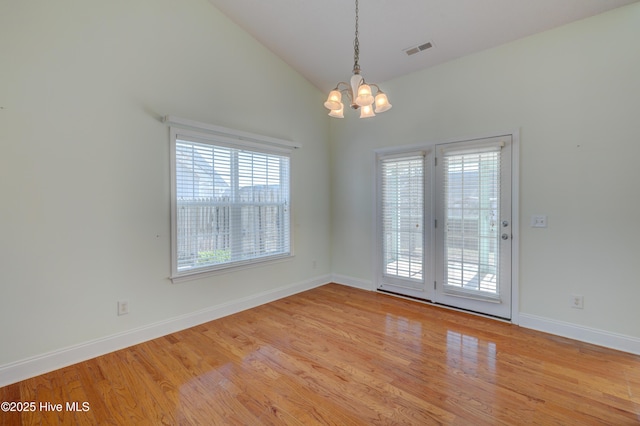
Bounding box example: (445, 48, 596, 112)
(447, 331, 478, 374)
(446, 330, 496, 376)
(385, 314, 423, 353)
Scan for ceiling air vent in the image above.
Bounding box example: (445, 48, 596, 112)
(404, 41, 433, 56)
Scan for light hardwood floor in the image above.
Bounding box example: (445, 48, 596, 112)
(2, 284, 639, 425)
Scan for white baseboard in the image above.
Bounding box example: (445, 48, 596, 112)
(519, 313, 640, 356)
(0, 275, 331, 387)
(331, 274, 374, 291)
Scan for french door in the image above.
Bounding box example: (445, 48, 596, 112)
(376, 135, 514, 319)
(377, 151, 430, 300)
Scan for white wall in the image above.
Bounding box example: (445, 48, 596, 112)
(331, 4, 640, 342)
(0, 0, 331, 370)
(2, 0, 639, 384)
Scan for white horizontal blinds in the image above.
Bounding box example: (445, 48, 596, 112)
(175, 138, 290, 272)
(235, 149, 290, 260)
(380, 153, 424, 284)
(442, 144, 501, 299)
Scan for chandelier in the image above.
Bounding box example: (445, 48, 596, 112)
(323, 0, 392, 119)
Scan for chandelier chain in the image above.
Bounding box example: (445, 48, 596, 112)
(353, 0, 360, 73)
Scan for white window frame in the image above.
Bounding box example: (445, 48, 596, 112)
(165, 116, 300, 283)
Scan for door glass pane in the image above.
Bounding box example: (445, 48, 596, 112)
(381, 156, 424, 282)
(443, 150, 500, 297)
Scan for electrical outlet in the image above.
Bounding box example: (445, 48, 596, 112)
(570, 295, 584, 309)
(118, 300, 129, 316)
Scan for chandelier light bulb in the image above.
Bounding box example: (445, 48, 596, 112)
(360, 104, 375, 118)
(355, 84, 374, 107)
(328, 103, 345, 118)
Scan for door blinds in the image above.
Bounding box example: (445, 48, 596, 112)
(379, 153, 425, 284)
(441, 144, 502, 299)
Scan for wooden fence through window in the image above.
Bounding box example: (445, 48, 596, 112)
(176, 188, 287, 269)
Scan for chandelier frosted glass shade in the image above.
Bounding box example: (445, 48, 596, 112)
(374, 92, 392, 113)
(359, 104, 375, 118)
(328, 103, 344, 118)
(324, 90, 343, 111)
(355, 84, 374, 107)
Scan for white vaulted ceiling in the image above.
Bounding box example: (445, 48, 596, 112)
(208, 0, 639, 91)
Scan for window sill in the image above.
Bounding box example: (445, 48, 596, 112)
(170, 254, 294, 284)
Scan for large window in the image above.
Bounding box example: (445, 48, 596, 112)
(168, 118, 294, 282)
